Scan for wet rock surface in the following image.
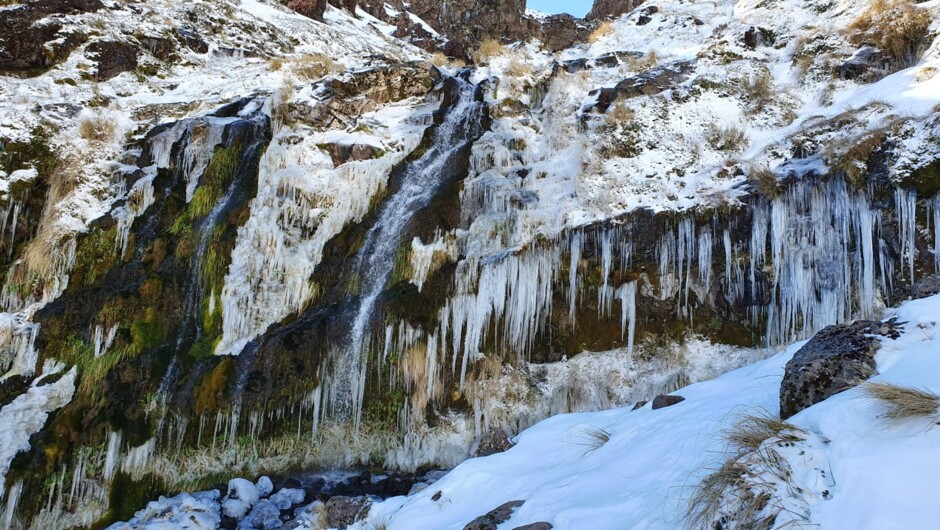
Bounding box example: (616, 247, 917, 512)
(589, 60, 696, 112)
(325, 496, 372, 529)
(780, 320, 900, 419)
(86, 40, 140, 81)
(913, 274, 940, 300)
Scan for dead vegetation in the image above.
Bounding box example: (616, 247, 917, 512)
(77, 112, 117, 144)
(474, 38, 506, 63)
(747, 164, 782, 199)
(588, 21, 614, 44)
(290, 53, 344, 81)
(863, 382, 940, 422)
(627, 50, 659, 72)
(706, 124, 748, 152)
(848, 0, 932, 70)
(686, 412, 806, 530)
(741, 69, 774, 113)
(571, 425, 613, 454)
(827, 129, 887, 186)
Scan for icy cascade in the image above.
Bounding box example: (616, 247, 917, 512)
(754, 179, 883, 345)
(336, 76, 484, 422)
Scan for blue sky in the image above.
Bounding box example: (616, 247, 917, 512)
(527, 0, 593, 17)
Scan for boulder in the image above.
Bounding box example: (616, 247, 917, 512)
(840, 45, 885, 81)
(588, 60, 696, 113)
(463, 500, 525, 530)
(321, 143, 383, 167)
(535, 14, 590, 52)
(913, 274, 940, 300)
(743, 26, 775, 49)
(325, 495, 371, 529)
(474, 429, 515, 457)
(634, 5, 658, 25)
(651, 394, 685, 409)
(780, 320, 899, 419)
(513, 524, 553, 530)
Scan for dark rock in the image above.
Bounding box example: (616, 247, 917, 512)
(321, 143, 382, 167)
(0, 0, 103, 75)
(138, 35, 178, 62)
(559, 58, 590, 73)
(86, 40, 139, 81)
(631, 400, 647, 410)
(325, 496, 371, 529)
(780, 320, 900, 419)
(588, 60, 695, 113)
(535, 14, 589, 52)
(509, 189, 539, 209)
(743, 26, 775, 50)
(513, 524, 553, 530)
(651, 394, 685, 409)
(587, 0, 645, 21)
(474, 429, 515, 457)
(840, 46, 886, 81)
(634, 5, 658, 25)
(331, 0, 358, 13)
(913, 274, 940, 299)
(463, 500, 525, 530)
(176, 27, 209, 54)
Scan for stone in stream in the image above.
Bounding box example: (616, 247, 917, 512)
(325, 495, 372, 529)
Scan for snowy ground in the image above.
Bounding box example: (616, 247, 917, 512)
(349, 292, 940, 530)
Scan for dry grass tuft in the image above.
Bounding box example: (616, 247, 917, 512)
(571, 425, 612, 454)
(269, 56, 284, 71)
(863, 382, 940, 421)
(849, 0, 932, 69)
(291, 53, 344, 81)
(828, 130, 886, 186)
(741, 69, 774, 112)
(77, 112, 117, 144)
(606, 102, 636, 126)
(707, 124, 748, 152)
(747, 164, 782, 199)
(507, 56, 534, 78)
(725, 413, 804, 453)
(475, 38, 506, 62)
(589, 21, 614, 44)
(627, 50, 659, 72)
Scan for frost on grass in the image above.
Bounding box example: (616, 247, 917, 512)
(863, 382, 940, 422)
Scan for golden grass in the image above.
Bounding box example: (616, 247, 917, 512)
(506, 56, 534, 78)
(77, 112, 117, 143)
(747, 164, 782, 199)
(606, 101, 636, 125)
(627, 50, 659, 72)
(291, 53, 344, 81)
(571, 425, 612, 454)
(725, 413, 805, 453)
(741, 69, 774, 112)
(863, 382, 940, 421)
(828, 129, 887, 186)
(707, 124, 748, 152)
(475, 38, 506, 62)
(588, 21, 614, 44)
(849, 0, 932, 68)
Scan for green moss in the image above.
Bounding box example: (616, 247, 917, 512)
(193, 357, 235, 415)
(74, 226, 119, 286)
(362, 386, 406, 429)
(131, 307, 164, 353)
(0, 128, 58, 183)
(906, 160, 940, 198)
(95, 472, 168, 528)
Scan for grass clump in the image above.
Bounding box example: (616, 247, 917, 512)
(77, 112, 117, 144)
(706, 124, 748, 152)
(571, 425, 612, 454)
(588, 21, 614, 44)
(849, 0, 932, 69)
(828, 130, 886, 186)
(627, 50, 659, 72)
(474, 38, 506, 63)
(747, 164, 781, 199)
(292, 53, 344, 81)
(741, 69, 774, 112)
(863, 382, 940, 422)
(725, 413, 804, 453)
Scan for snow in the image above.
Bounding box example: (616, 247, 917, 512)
(354, 293, 940, 530)
(0, 366, 76, 499)
(106, 491, 221, 530)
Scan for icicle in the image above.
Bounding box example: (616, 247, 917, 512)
(568, 231, 582, 323)
(697, 228, 713, 297)
(1, 480, 22, 530)
(616, 282, 637, 366)
(934, 194, 940, 273)
(597, 229, 614, 317)
(103, 431, 122, 480)
(895, 187, 917, 282)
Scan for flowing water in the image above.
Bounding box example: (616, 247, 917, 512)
(335, 76, 484, 423)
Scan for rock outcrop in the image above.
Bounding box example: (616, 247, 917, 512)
(474, 429, 515, 457)
(780, 320, 900, 419)
(464, 500, 526, 530)
(0, 0, 104, 74)
(587, 0, 645, 21)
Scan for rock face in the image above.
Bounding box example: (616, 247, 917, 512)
(587, 0, 645, 21)
(463, 500, 526, 530)
(86, 40, 139, 81)
(913, 274, 940, 300)
(288, 0, 327, 21)
(779, 320, 900, 419)
(589, 60, 696, 112)
(532, 14, 591, 52)
(325, 496, 372, 529)
(474, 429, 515, 457)
(840, 45, 886, 81)
(0, 0, 104, 74)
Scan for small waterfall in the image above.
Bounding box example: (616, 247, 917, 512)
(336, 76, 484, 424)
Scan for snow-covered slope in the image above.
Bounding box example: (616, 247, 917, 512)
(354, 292, 940, 530)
